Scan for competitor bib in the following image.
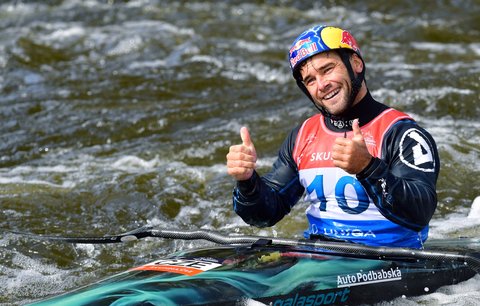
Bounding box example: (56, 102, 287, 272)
(293, 109, 427, 247)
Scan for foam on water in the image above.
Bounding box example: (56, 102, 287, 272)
(430, 196, 480, 239)
(467, 197, 480, 219)
(372, 86, 476, 110)
(1, 0, 478, 304)
(0, 176, 75, 189)
(187, 55, 223, 68)
(411, 42, 472, 55)
(107, 36, 144, 56)
(0, 236, 75, 302)
(222, 60, 290, 84)
(392, 275, 480, 306)
(128, 59, 167, 69)
(111, 155, 162, 172)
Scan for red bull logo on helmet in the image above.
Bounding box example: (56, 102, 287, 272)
(289, 37, 313, 56)
(289, 39, 319, 70)
(289, 25, 362, 72)
(341, 30, 360, 53)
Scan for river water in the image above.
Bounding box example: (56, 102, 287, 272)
(0, 0, 479, 305)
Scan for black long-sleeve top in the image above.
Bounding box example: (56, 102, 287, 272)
(233, 92, 440, 233)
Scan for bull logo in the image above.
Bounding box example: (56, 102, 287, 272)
(341, 31, 360, 53)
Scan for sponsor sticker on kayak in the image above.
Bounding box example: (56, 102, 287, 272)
(132, 258, 222, 276)
(337, 267, 402, 287)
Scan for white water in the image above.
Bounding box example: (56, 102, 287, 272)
(1, 0, 479, 304)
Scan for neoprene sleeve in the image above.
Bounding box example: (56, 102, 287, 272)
(233, 126, 304, 227)
(356, 120, 439, 231)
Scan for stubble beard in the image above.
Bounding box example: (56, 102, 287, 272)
(315, 85, 353, 118)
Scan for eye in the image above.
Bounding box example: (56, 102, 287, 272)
(323, 65, 334, 74)
(303, 77, 315, 87)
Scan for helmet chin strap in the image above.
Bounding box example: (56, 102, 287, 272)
(329, 50, 365, 121)
(296, 51, 365, 120)
(295, 78, 328, 114)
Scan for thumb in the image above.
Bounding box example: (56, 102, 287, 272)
(240, 126, 253, 147)
(352, 119, 362, 138)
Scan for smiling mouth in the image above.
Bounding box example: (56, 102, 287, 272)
(323, 89, 340, 101)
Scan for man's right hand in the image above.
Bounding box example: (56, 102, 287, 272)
(226, 127, 257, 181)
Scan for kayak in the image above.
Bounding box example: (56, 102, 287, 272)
(26, 229, 480, 306)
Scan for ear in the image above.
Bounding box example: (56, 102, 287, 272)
(350, 53, 364, 73)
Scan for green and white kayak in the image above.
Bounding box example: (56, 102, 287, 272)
(27, 229, 480, 306)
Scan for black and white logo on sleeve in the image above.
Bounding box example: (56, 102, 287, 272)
(399, 128, 436, 172)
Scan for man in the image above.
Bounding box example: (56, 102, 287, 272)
(226, 25, 440, 248)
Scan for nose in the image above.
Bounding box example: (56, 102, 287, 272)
(314, 75, 329, 92)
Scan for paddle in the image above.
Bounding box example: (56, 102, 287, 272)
(9, 227, 480, 273)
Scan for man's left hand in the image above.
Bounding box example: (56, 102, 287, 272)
(332, 119, 372, 174)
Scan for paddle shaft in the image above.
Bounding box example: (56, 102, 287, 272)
(9, 227, 480, 273)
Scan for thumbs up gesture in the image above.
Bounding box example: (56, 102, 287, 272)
(332, 119, 372, 174)
(226, 127, 257, 181)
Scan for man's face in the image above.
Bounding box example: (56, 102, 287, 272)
(299, 52, 362, 116)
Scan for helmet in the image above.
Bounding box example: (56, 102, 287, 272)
(288, 25, 362, 79)
(288, 25, 365, 117)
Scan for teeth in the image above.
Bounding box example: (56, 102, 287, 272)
(324, 89, 339, 100)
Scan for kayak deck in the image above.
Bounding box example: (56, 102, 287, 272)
(30, 241, 478, 306)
